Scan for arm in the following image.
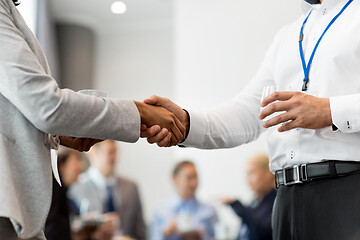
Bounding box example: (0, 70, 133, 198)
(141, 64, 274, 149)
(197, 207, 218, 240)
(229, 200, 272, 239)
(0, 3, 139, 142)
(149, 214, 166, 240)
(142, 57, 275, 149)
(0, 4, 184, 144)
(141, 26, 287, 148)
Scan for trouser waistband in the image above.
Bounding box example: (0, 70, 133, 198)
(275, 160, 360, 188)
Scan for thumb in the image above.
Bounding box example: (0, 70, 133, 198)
(144, 95, 159, 105)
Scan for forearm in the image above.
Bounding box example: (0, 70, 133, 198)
(182, 98, 263, 149)
(0, 7, 140, 142)
(229, 200, 271, 232)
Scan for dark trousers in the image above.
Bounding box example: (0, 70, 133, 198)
(272, 172, 360, 240)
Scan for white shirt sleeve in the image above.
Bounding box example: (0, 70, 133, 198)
(329, 94, 360, 133)
(182, 27, 287, 149)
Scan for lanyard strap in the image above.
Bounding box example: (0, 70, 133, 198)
(299, 0, 353, 91)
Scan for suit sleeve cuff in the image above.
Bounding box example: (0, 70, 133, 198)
(329, 95, 360, 133)
(181, 110, 207, 147)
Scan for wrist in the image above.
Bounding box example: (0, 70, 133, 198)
(323, 98, 333, 127)
(182, 109, 191, 142)
(134, 101, 146, 123)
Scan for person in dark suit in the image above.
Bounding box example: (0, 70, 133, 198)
(45, 148, 85, 240)
(69, 140, 147, 240)
(222, 154, 276, 240)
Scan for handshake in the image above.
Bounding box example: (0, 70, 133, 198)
(59, 95, 188, 152)
(134, 95, 189, 147)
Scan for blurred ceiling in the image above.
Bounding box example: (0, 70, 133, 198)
(49, 0, 173, 33)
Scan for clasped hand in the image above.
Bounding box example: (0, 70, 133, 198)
(139, 91, 334, 147)
(136, 96, 189, 147)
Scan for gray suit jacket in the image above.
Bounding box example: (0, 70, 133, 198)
(69, 172, 147, 240)
(0, 0, 140, 238)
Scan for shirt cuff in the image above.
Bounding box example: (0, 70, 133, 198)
(329, 95, 360, 133)
(181, 110, 207, 147)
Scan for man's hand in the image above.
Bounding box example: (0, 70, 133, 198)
(259, 91, 332, 132)
(163, 220, 178, 237)
(134, 100, 186, 146)
(140, 96, 190, 147)
(180, 231, 202, 240)
(59, 136, 103, 152)
(220, 197, 236, 205)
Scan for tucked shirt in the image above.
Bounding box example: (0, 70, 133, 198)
(183, 0, 360, 172)
(150, 197, 217, 240)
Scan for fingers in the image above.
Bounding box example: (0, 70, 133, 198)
(261, 91, 296, 107)
(144, 95, 158, 105)
(259, 102, 291, 120)
(173, 115, 186, 139)
(263, 112, 295, 128)
(144, 95, 172, 109)
(74, 138, 92, 152)
(147, 128, 170, 144)
(169, 116, 185, 145)
(141, 124, 147, 131)
(170, 131, 179, 146)
(140, 125, 161, 138)
(157, 133, 172, 147)
(88, 139, 103, 150)
(278, 120, 299, 132)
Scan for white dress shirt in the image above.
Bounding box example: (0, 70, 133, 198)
(88, 167, 120, 212)
(183, 0, 360, 172)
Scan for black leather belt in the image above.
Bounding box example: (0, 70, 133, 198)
(275, 160, 360, 188)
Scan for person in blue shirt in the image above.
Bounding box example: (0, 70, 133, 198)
(222, 154, 276, 240)
(150, 161, 217, 240)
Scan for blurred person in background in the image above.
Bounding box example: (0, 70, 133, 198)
(222, 154, 276, 240)
(68, 140, 146, 240)
(45, 148, 118, 240)
(150, 161, 217, 240)
(45, 148, 84, 240)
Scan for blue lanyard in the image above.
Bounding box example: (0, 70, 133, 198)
(299, 0, 353, 91)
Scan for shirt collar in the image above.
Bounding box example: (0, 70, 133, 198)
(171, 195, 198, 210)
(88, 167, 116, 190)
(301, 0, 347, 14)
(305, 0, 320, 4)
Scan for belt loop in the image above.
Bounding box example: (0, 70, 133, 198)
(275, 173, 280, 189)
(329, 161, 337, 178)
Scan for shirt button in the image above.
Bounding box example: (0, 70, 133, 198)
(290, 151, 295, 160)
(347, 121, 352, 130)
(323, 8, 327, 15)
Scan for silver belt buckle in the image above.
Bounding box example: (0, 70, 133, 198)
(283, 165, 303, 186)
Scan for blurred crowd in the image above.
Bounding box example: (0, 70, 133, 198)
(45, 141, 275, 240)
